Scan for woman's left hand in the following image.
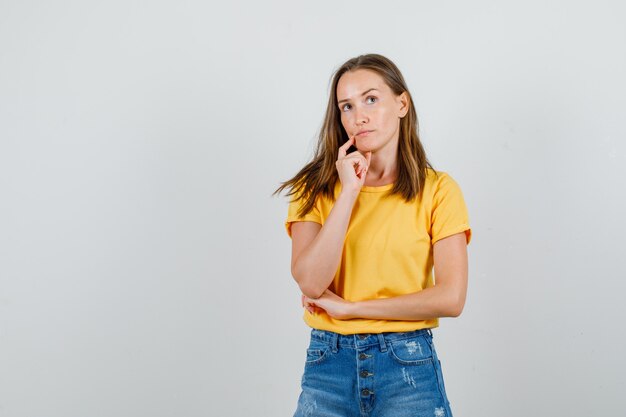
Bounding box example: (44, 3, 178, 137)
(302, 289, 355, 320)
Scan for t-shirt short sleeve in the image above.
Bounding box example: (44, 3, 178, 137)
(431, 173, 472, 245)
(284, 193, 322, 239)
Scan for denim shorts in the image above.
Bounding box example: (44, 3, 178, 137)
(293, 327, 454, 417)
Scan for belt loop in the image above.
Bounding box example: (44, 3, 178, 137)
(330, 332, 339, 353)
(377, 333, 387, 352)
(426, 328, 433, 337)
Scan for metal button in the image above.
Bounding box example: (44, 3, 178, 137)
(359, 353, 368, 360)
(361, 388, 372, 396)
(358, 334, 368, 339)
(360, 370, 372, 378)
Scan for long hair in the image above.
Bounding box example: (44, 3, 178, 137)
(272, 53, 436, 218)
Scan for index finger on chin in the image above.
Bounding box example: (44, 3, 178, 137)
(337, 133, 356, 158)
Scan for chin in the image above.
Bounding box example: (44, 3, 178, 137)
(356, 142, 376, 152)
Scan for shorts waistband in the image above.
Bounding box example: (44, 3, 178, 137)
(309, 328, 433, 353)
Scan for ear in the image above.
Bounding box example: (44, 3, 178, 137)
(397, 91, 409, 118)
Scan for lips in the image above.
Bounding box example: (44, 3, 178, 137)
(356, 130, 373, 136)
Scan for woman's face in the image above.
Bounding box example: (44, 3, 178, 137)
(336, 69, 408, 154)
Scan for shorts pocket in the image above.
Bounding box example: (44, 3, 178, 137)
(388, 335, 434, 366)
(304, 339, 331, 365)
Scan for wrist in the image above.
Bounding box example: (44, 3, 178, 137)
(345, 300, 360, 319)
(339, 188, 360, 201)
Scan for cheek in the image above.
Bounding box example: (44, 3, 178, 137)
(340, 115, 351, 132)
(376, 107, 396, 130)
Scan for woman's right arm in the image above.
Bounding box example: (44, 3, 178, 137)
(290, 133, 371, 299)
(290, 190, 358, 299)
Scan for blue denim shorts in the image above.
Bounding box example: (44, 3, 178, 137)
(293, 327, 454, 417)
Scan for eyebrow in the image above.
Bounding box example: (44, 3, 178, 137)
(337, 88, 379, 105)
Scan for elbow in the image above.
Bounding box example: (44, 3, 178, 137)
(448, 293, 466, 317)
(299, 282, 325, 300)
(448, 303, 464, 318)
(294, 274, 325, 299)
(438, 285, 465, 317)
(291, 264, 325, 299)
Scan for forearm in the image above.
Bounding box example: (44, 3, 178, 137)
(294, 190, 358, 298)
(348, 284, 463, 320)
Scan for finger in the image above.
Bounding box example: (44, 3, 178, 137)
(345, 150, 366, 160)
(361, 152, 371, 177)
(359, 163, 368, 178)
(345, 153, 368, 175)
(344, 153, 367, 167)
(303, 298, 314, 313)
(338, 132, 357, 159)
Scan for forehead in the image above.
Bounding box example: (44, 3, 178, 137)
(336, 69, 388, 100)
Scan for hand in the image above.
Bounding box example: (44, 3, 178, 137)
(302, 289, 355, 320)
(336, 133, 372, 194)
(301, 294, 319, 315)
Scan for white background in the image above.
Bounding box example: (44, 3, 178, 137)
(1, 1, 625, 416)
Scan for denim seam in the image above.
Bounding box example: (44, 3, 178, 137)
(433, 359, 452, 415)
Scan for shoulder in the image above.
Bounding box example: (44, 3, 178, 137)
(425, 167, 456, 181)
(424, 168, 466, 201)
(287, 181, 338, 211)
(425, 168, 456, 189)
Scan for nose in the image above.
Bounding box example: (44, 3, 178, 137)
(353, 105, 368, 128)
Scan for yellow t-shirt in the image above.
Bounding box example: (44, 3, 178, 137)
(284, 168, 472, 335)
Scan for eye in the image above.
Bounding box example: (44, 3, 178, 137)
(339, 96, 377, 112)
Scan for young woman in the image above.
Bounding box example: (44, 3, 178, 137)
(274, 53, 472, 417)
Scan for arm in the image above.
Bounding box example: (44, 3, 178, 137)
(347, 232, 469, 319)
(290, 189, 359, 299)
